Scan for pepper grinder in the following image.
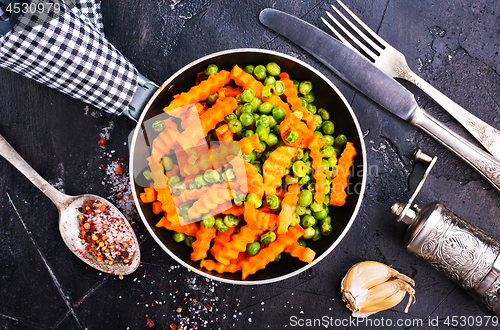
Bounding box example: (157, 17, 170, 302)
(390, 149, 500, 316)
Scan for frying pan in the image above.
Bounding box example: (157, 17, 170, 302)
(128, 48, 367, 284)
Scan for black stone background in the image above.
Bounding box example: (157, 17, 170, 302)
(1, 0, 500, 329)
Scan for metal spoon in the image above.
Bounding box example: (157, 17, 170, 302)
(0, 133, 140, 275)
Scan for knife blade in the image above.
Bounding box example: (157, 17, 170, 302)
(259, 8, 500, 192)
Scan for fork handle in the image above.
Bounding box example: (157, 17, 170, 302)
(407, 72, 500, 160)
(411, 107, 500, 192)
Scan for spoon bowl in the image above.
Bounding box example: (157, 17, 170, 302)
(0, 134, 140, 276)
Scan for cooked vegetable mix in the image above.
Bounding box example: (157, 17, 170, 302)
(140, 62, 356, 279)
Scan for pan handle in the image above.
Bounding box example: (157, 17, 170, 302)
(122, 73, 159, 122)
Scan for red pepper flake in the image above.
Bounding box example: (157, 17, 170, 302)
(98, 137, 106, 146)
(116, 164, 124, 175)
(169, 324, 178, 330)
(146, 318, 155, 327)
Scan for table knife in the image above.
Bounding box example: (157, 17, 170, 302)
(259, 8, 500, 192)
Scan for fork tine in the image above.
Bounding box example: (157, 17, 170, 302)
(336, 0, 387, 48)
(324, 11, 378, 60)
(320, 17, 353, 49)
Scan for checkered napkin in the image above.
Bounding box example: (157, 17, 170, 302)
(0, 0, 138, 115)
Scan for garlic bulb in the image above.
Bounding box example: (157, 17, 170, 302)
(341, 261, 416, 317)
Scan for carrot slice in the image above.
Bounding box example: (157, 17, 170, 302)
(199, 97, 238, 135)
(215, 225, 263, 265)
(216, 124, 234, 141)
(200, 252, 245, 273)
(284, 241, 316, 264)
(244, 202, 279, 232)
(278, 72, 316, 130)
(307, 134, 327, 204)
(187, 188, 233, 219)
(139, 188, 157, 204)
(263, 146, 297, 196)
(230, 65, 264, 98)
(277, 184, 300, 234)
(152, 201, 163, 214)
(163, 70, 231, 113)
(210, 226, 237, 257)
(330, 142, 357, 206)
(219, 86, 242, 98)
(236, 133, 261, 155)
(191, 225, 217, 261)
(279, 112, 314, 148)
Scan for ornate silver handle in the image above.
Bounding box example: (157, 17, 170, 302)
(408, 72, 500, 160)
(411, 108, 500, 192)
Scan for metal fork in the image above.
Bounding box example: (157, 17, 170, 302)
(322, 0, 500, 160)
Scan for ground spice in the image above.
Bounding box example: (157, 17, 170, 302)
(77, 199, 136, 266)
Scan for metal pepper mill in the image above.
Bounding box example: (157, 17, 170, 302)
(390, 149, 500, 316)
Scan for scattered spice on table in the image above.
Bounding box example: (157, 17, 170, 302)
(78, 199, 137, 266)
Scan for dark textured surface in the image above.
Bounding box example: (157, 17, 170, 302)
(1, 0, 500, 329)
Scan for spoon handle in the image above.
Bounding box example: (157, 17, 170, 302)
(0, 133, 71, 209)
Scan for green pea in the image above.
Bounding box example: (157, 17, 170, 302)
(204, 64, 218, 76)
(258, 101, 273, 114)
(299, 175, 311, 185)
(300, 97, 308, 107)
(303, 227, 315, 240)
(227, 119, 242, 133)
(264, 76, 276, 86)
(234, 193, 246, 206)
(206, 93, 218, 105)
(246, 192, 262, 208)
(184, 235, 196, 247)
(222, 169, 236, 182)
(292, 160, 308, 178)
(268, 116, 277, 128)
(244, 129, 255, 139)
(323, 135, 334, 146)
(246, 241, 261, 255)
(244, 65, 255, 74)
(314, 131, 324, 138)
(161, 156, 174, 171)
(234, 105, 244, 117)
(273, 125, 281, 136)
(301, 214, 316, 228)
(224, 214, 240, 228)
(265, 194, 281, 210)
(302, 151, 310, 161)
(321, 222, 333, 236)
(262, 85, 272, 98)
(295, 148, 305, 161)
(260, 231, 277, 244)
(306, 104, 317, 115)
(274, 81, 285, 95)
(290, 213, 300, 227)
(180, 203, 190, 219)
(202, 214, 215, 228)
(253, 112, 260, 122)
(215, 218, 228, 232)
(313, 114, 323, 131)
(274, 254, 282, 262)
(239, 112, 254, 127)
(321, 146, 336, 159)
(194, 174, 207, 188)
(254, 65, 267, 81)
(291, 80, 299, 90)
(256, 115, 270, 128)
(172, 232, 186, 243)
(311, 227, 322, 241)
(168, 175, 180, 186)
(241, 103, 252, 113)
(310, 201, 323, 213)
(285, 130, 299, 144)
(292, 110, 303, 120)
(295, 204, 307, 216)
(250, 97, 262, 112)
(225, 113, 237, 123)
(285, 175, 299, 185)
(266, 62, 281, 76)
(318, 108, 329, 120)
(152, 119, 166, 132)
(298, 189, 313, 206)
(313, 208, 328, 221)
(297, 239, 307, 247)
(303, 92, 315, 103)
(242, 152, 255, 163)
(253, 161, 263, 174)
(299, 81, 312, 95)
(172, 182, 187, 195)
(204, 169, 220, 184)
(256, 126, 270, 141)
(305, 160, 313, 175)
(142, 168, 151, 180)
(265, 133, 278, 146)
(328, 155, 338, 167)
(322, 121, 335, 135)
(240, 88, 255, 103)
(335, 134, 348, 148)
(272, 106, 286, 122)
(322, 216, 332, 225)
(262, 150, 273, 162)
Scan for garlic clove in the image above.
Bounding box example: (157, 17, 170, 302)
(341, 261, 415, 317)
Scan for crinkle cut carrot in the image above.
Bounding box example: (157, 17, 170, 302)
(190, 225, 217, 261)
(262, 94, 291, 114)
(156, 216, 199, 237)
(219, 86, 242, 98)
(308, 134, 327, 204)
(210, 226, 237, 257)
(140, 188, 157, 204)
(199, 97, 238, 135)
(163, 70, 231, 113)
(187, 188, 232, 219)
(152, 201, 163, 214)
(200, 252, 245, 273)
(236, 133, 260, 155)
(278, 72, 316, 130)
(277, 184, 300, 234)
(150, 126, 180, 162)
(241, 225, 305, 279)
(284, 241, 316, 264)
(230, 65, 264, 98)
(330, 142, 357, 207)
(216, 124, 234, 141)
(244, 202, 279, 232)
(230, 160, 264, 198)
(222, 205, 245, 216)
(263, 146, 297, 196)
(279, 113, 314, 148)
(214, 225, 263, 265)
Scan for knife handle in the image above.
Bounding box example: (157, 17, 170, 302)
(411, 108, 500, 192)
